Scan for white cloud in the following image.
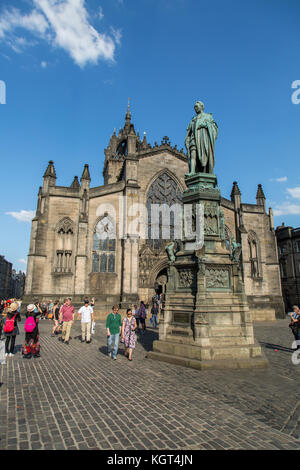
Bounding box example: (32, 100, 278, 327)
(18, 258, 27, 264)
(273, 202, 300, 216)
(0, 0, 120, 67)
(287, 187, 300, 199)
(41, 60, 47, 67)
(5, 210, 35, 223)
(98, 6, 104, 20)
(270, 176, 287, 183)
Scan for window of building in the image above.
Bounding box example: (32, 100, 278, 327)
(54, 218, 73, 273)
(92, 217, 116, 273)
(146, 172, 182, 250)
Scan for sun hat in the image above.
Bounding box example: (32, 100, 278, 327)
(27, 304, 35, 313)
(9, 302, 19, 312)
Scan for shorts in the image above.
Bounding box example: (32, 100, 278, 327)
(139, 318, 145, 325)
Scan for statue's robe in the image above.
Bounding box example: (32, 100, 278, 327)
(185, 112, 218, 173)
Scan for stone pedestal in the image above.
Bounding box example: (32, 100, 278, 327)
(147, 173, 268, 370)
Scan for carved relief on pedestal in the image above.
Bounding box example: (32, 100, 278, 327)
(177, 268, 196, 289)
(206, 266, 231, 290)
(204, 202, 218, 236)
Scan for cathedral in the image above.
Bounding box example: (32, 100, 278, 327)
(24, 106, 285, 321)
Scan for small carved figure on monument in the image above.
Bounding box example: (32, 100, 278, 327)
(165, 240, 181, 262)
(165, 241, 177, 262)
(218, 207, 225, 241)
(185, 101, 218, 175)
(230, 238, 242, 263)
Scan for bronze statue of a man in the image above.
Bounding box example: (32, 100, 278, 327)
(185, 101, 218, 175)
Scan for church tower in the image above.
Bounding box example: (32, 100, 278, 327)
(103, 102, 139, 185)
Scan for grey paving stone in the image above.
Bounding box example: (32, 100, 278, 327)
(2, 318, 300, 450)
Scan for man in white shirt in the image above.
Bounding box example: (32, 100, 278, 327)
(78, 299, 94, 343)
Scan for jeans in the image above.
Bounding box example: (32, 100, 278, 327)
(107, 333, 119, 358)
(152, 314, 158, 328)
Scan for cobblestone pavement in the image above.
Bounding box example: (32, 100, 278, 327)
(1, 317, 300, 450)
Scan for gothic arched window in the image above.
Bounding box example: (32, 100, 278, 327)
(92, 216, 116, 273)
(54, 218, 74, 273)
(146, 172, 182, 250)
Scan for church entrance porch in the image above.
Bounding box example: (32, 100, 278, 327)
(154, 268, 168, 296)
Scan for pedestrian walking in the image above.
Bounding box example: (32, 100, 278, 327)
(138, 301, 147, 333)
(289, 305, 300, 349)
(132, 304, 140, 331)
(3, 301, 21, 357)
(34, 301, 43, 316)
(0, 300, 5, 340)
(51, 300, 60, 336)
(151, 303, 159, 329)
(106, 305, 122, 360)
(48, 300, 54, 319)
(78, 299, 94, 343)
(121, 308, 136, 361)
(60, 298, 75, 345)
(40, 299, 48, 319)
(23, 304, 41, 359)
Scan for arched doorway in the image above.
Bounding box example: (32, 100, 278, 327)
(154, 268, 168, 295)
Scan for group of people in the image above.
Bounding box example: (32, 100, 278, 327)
(0, 294, 163, 361)
(289, 305, 300, 349)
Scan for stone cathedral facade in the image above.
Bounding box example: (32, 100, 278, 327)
(24, 108, 284, 320)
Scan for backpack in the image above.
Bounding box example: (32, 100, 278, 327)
(24, 316, 36, 333)
(4, 315, 16, 333)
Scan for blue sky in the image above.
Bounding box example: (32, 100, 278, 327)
(0, 0, 300, 273)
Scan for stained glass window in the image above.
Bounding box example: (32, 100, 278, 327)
(146, 172, 182, 249)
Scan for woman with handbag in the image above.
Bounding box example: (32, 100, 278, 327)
(3, 301, 21, 357)
(121, 309, 137, 361)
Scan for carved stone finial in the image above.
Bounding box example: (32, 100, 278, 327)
(81, 164, 91, 181)
(43, 160, 56, 179)
(70, 176, 80, 189)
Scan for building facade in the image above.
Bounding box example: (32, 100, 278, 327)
(24, 109, 284, 320)
(276, 224, 300, 312)
(0, 255, 12, 299)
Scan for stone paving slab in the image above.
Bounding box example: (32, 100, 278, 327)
(1, 317, 300, 450)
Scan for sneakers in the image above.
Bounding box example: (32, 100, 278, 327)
(113, 356, 117, 360)
(64, 341, 69, 345)
(86, 340, 91, 344)
(5, 353, 8, 357)
(108, 352, 112, 358)
(9, 353, 14, 357)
